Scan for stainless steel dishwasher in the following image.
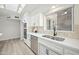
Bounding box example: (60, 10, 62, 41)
(31, 35, 38, 54)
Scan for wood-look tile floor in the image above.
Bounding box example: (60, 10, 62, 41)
(0, 39, 34, 55)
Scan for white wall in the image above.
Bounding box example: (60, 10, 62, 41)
(0, 18, 20, 41)
(74, 4, 79, 25)
(20, 20, 24, 40)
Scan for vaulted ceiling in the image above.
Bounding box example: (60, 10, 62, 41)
(0, 4, 25, 19)
(21, 4, 73, 16)
(0, 4, 25, 13)
(0, 4, 73, 19)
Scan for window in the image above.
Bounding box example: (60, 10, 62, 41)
(57, 7, 73, 31)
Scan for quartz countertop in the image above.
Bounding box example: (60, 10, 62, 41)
(28, 32, 79, 51)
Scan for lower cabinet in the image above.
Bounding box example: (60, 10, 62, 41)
(25, 33, 31, 47)
(38, 40, 79, 55)
(38, 43, 59, 55)
(27, 34, 79, 55)
(38, 42, 79, 55)
(64, 49, 79, 55)
(47, 49, 59, 55)
(38, 43, 47, 55)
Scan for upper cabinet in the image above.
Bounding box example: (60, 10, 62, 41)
(44, 6, 74, 31)
(30, 13, 44, 26)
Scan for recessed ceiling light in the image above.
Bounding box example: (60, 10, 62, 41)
(52, 6, 56, 9)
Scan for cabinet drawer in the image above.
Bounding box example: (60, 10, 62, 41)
(64, 49, 79, 55)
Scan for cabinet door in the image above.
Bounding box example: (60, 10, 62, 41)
(27, 34, 31, 41)
(38, 43, 47, 55)
(26, 34, 31, 47)
(64, 49, 79, 55)
(31, 13, 44, 26)
(31, 15, 39, 26)
(47, 49, 58, 55)
(38, 38, 63, 55)
(38, 43, 59, 55)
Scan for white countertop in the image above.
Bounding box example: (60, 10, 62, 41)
(28, 32, 79, 51)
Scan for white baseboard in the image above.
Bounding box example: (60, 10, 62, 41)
(0, 37, 20, 41)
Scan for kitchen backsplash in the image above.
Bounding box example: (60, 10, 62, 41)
(43, 25, 79, 40)
(27, 24, 79, 39)
(27, 26, 44, 33)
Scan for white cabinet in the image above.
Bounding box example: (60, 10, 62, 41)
(38, 38, 63, 55)
(38, 38, 79, 55)
(30, 13, 44, 26)
(38, 43, 47, 55)
(38, 43, 59, 55)
(47, 48, 58, 55)
(64, 49, 79, 55)
(26, 34, 79, 55)
(24, 33, 31, 47)
(27, 33, 31, 40)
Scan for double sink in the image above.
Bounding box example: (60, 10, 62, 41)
(42, 35, 65, 41)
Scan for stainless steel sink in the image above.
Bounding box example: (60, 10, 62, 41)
(42, 35, 65, 41)
(42, 35, 53, 38)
